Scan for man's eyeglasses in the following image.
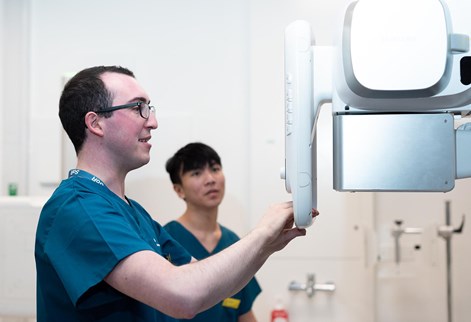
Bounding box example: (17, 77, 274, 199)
(96, 101, 155, 119)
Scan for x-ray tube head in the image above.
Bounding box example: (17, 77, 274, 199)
(345, 0, 449, 95)
(281, 0, 471, 228)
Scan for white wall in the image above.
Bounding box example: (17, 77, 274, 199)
(0, 197, 45, 317)
(0, 0, 30, 197)
(26, 0, 253, 235)
(0, 0, 3, 192)
(374, 185, 471, 322)
(1, 0, 471, 321)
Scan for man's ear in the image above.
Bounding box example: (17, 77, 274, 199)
(84, 111, 104, 137)
(173, 184, 185, 200)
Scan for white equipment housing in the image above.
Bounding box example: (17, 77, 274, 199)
(281, 0, 471, 227)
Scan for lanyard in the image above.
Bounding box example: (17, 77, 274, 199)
(68, 169, 134, 209)
(68, 169, 105, 187)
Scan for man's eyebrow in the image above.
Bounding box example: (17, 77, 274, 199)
(128, 96, 150, 104)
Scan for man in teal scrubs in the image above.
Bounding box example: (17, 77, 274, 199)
(36, 168, 192, 321)
(35, 66, 316, 321)
(165, 143, 260, 322)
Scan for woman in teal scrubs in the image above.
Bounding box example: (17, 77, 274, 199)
(164, 142, 261, 322)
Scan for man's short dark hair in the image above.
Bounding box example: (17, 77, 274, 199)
(166, 142, 222, 184)
(59, 65, 135, 154)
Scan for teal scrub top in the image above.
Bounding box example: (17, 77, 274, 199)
(35, 170, 192, 322)
(164, 221, 262, 322)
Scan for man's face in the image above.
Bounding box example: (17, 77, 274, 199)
(99, 72, 158, 172)
(175, 163, 225, 210)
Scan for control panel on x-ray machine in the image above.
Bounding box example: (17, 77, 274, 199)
(281, 0, 471, 227)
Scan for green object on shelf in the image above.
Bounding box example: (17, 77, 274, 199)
(8, 183, 18, 196)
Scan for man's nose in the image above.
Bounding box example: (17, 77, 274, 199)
(204, 170, 216, 183)
(146, 112, 158, 129)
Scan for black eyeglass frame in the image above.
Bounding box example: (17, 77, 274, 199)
(96, 101, 155, 119)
